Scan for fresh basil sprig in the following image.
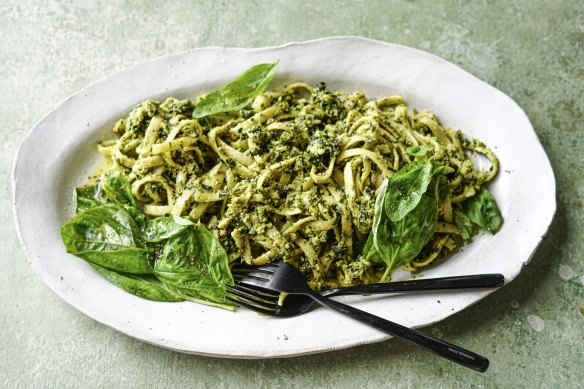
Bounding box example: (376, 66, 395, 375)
(366, 190, 441, 281)
(364, 158, 503, 281)
(364, 161, 452, 281)
(192, 62, 278, 118)
(60, 169, 235, 310)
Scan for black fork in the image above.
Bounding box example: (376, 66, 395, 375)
(227, 261, 490, 373)
(225, 271, 504, 317)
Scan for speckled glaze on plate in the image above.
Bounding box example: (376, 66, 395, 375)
(12, 36, 555, 358)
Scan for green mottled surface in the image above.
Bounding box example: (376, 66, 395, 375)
(1, 0, 582, 387)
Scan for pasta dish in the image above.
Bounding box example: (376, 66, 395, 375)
(96, 82, 498, 289)
(60, 62, 502, 308)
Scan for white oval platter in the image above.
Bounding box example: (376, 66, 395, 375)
(12, 37, 556, 358)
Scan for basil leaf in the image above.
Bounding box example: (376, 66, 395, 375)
(142, 215, 194, 243)
(75, 184, 107, 213)
(154, 225, 234, 308)
(368, 192, 440, 281)
(463, 188, 503, 234)
(62, 171, 236, 309)
(384, 160, 454, 222)
(384, 161, 433, 222)
(102, 169, 144, 225)
(365, 173, 447, 281)
(406, 145, 429, 157)
(60, 205, 153, 274)
(454, 209, 474, 240)
(92, 264, 184, 302)
(192, 62, 278, 119)
(385, 194, 439, 266)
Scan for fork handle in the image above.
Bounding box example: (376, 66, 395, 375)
(322, 274, 504, 298)
(307, 291, 489, 373)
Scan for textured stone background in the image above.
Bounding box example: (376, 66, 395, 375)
(1, 0, 583, 387)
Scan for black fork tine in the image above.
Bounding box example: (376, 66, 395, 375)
(231, 262, 279, 285)
(225, 285, 280, 308)
(231, 263, 278, 274)
(224, 295, 276, 316)
(231, 267, 274, 274)
(231, 271, 272, 282)
(225, 285, 280, 315)
(230, 282, 280, 301)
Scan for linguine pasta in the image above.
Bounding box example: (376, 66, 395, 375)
(97, 82, 498, 290)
